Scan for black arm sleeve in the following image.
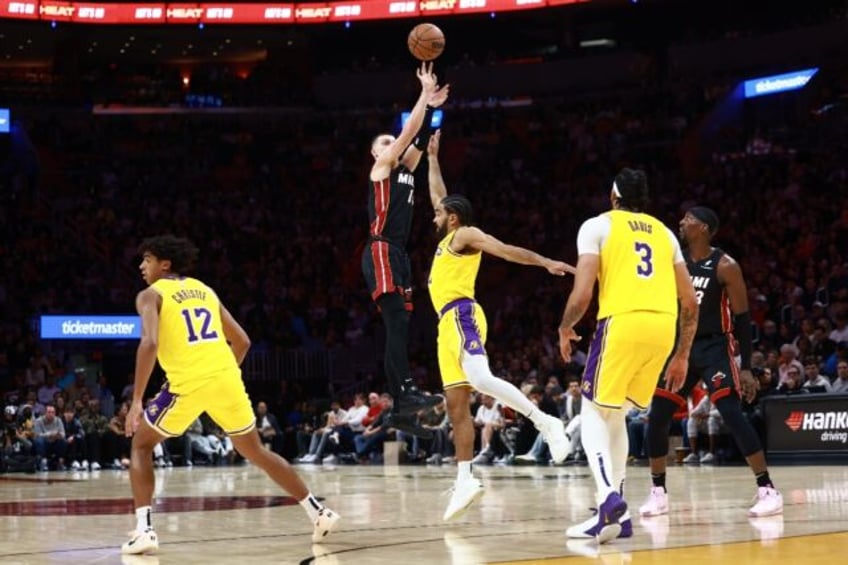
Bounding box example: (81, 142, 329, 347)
(734, 311, 753, 370)
(411, 106, 436, 151)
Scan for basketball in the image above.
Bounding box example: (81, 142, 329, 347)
(407, 23, 445, 61)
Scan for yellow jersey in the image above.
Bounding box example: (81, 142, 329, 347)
(591, 210, 679, 319)
(150, 276, 238, 390)
(428, 229, 482, 314)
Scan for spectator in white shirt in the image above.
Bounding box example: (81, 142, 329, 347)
(802, 357, 832, 392)
(777, 344, 804, 386)
(471, 394, 503, 463)
(297, 400, 349, 463)
(829, 312, 848, 344)
(830, 361, 848, 394)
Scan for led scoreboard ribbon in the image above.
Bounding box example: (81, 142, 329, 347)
(1, 0, 585, 24)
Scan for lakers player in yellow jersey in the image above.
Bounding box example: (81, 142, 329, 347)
(558, 169, 698, 543)
(427, 131, 576, 521)
(122, 236, 339, 555)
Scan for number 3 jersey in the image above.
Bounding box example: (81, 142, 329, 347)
(576, 209, 683, 319)
(150, 276, 238, 391)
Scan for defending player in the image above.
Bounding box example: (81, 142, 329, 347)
(427, 131, 575, 521)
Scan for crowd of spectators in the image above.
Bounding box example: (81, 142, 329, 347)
(2, 20, 847, 472)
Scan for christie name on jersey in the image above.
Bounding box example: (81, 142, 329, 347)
(171, 288, 208, 304)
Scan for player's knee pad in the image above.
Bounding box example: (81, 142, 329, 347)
(646, 395, 680, 459)
(713, 394, 762, 457)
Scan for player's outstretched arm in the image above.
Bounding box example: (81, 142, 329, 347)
(454, 226, 574, 275)
(220, 304, 251, 365)
(370, 62, 439, 181)
(427, 130, 447, 209)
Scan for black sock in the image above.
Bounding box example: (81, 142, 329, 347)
(651, 472, 666, 491)
(755, 471, 774, 488)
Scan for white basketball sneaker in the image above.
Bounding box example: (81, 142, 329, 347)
(443, 477, 485, 521)
(639, 486, 669, 517)
(536, 413, 571, 464)
(312, 507, 341, 543)
(121, 529, 158, 555)
(749, 487, 783, 517)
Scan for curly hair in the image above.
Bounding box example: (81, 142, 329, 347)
(137, 235, 199, 274)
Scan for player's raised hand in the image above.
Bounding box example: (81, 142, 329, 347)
(416, 61, 437, 93)
(428, 129, 441, 155)
(428, 83, 450, 108)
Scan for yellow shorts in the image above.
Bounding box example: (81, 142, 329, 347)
(437, 299, 488, 390)
(144, 369, 256, 437)
(582, 312, 676, 409)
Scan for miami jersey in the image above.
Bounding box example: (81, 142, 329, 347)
(368, 165, 415, 247)
(578, 210, 683, 319)
(428, 230, 482, 314)
(150, 276, 238, 392)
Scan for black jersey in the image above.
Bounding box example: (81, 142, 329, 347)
(687, 247, 732, 338)
(367, 165, 415, 247)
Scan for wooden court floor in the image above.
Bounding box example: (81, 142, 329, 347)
(1, 462, 846, 564)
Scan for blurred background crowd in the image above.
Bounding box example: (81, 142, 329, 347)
(1, 0, 847, 471)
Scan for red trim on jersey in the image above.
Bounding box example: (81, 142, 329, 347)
(726, 337, 741, 394)
(370, 178, 390, 237)
(654, 387, 686, 408)
(710, 388, 732, 403)
(720, 290, 732, 333)
(370, 241, 394, 300)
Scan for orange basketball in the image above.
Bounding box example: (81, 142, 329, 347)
(407, 23, 445, 61)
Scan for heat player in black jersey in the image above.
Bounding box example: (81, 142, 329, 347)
(362, 62, 449, 434)
(639, 207, 783, 520)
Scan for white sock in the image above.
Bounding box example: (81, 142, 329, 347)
(609, 408, 629, 497)
(457, 461, 473, 482)
(299, 493, 324, 522)
(135, 506, 152, 533)
(580, 401, 617, 501)
(461, 355, 541, 423)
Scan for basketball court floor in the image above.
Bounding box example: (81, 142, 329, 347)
(1, 462, 846, 564)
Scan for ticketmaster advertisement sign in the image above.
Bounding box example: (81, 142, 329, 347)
(742, 68, 818, 99)
(764, 394, 848, 456)
(40, 315, 141, 339)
